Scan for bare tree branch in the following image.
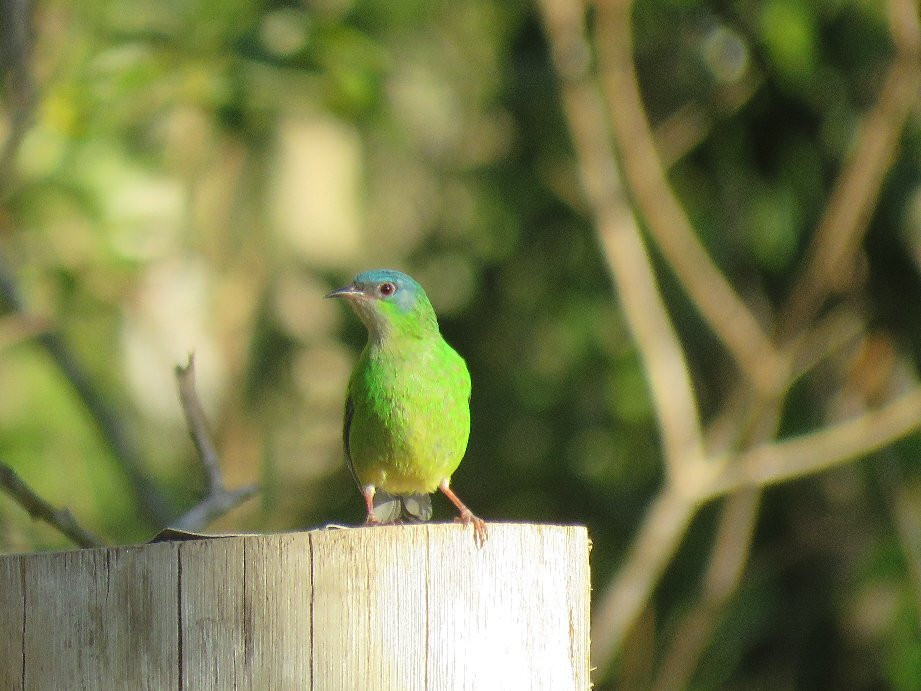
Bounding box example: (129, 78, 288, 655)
(677, 319, 910, 678)
(170, 354, 259, 531)
(654, 74, 764, 169)
(540, 2, 921, 682)
(175, 354, 223, 494)
(536, 5, 714, 669)
(0, 254, 173, 522)
(168, 485, 260, 532)
(539, 0, 921, 683)
(706, 386, 921, 499)
(652, 490, 760, 691)
(0, 252, 173, 524)
(599, 379, 921, 680)
(0, 460, 104, 548)
(658, 1, 921, 682)
(590, 487, 699, 677)
(789, 304, 868, 382)
(595, 0, 786, 394)
(777, 0, 921, 340)
(537, 0, 705, 485)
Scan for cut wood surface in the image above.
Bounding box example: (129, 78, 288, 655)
(0, 523, 590, 690)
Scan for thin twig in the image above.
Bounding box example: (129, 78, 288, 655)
(0, 460, 104, 548)
(590, 487, 699, 677)
(648, 393, 784, 686)
(537, 0, 705, 484)
(706, 386, 921, 499)
(175, 354, 223, 494)
(595, 0, 785, 394)
(652, 490, 761, 691)
(777, 0, 921, 340)
(0, 252, 173, 524)
(171, 353, 259, 531)
(169, 485, 260, 532)
(789, 304, 867, 383)
(654, 74, 764, 169)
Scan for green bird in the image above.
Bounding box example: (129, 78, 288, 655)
(326, 269, 487, 545)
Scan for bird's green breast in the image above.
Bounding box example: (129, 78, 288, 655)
(347, 335, 471, 494)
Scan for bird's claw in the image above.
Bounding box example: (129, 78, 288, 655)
(455, 510, 488, 548)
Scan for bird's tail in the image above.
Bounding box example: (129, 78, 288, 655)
(371, 490, 433, 523)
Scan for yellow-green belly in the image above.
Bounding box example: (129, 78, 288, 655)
(347, 337, 471, 494)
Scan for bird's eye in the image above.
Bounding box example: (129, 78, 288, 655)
(378, 282, 396, 297)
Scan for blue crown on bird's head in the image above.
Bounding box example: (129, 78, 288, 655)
(353, 269, 419, 287)
(356, 268, 420, 294)
(326, 268, 438, 336)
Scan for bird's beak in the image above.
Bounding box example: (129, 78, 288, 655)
(325, 283, 364, 300)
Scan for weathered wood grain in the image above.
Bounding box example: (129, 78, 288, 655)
(0, 523, 590, 690)
(0, 553, 24, 691)
(18, 542, 179, 690)
(241, 532, 313, 686)
(311, 525, 430, 690)
(425, 524, 591, 691)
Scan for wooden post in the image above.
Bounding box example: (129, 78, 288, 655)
(0, 523, 590, 690)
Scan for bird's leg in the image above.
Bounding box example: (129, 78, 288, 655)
(439, 479, 487, 547)
(362, 485, 381, 526)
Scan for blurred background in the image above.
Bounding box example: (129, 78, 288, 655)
(2, 0, 921, 688)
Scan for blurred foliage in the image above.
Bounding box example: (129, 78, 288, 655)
(2, 0, 921, 688)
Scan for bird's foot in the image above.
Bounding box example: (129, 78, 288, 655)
(454, 510, 488, 548)
(439, 481, 488, 547)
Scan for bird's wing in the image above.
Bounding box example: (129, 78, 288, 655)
(342, 393, 361, 489)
